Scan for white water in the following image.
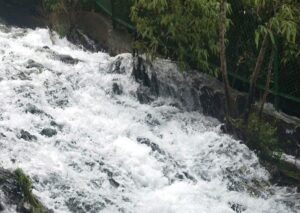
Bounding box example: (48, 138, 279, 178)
(0, 24, 298, 213)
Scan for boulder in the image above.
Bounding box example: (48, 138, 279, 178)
(40, 128, 57, 138)
(0, 168, 49, 213)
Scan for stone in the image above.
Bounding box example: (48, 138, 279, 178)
(0, 168, 49, 213)
(136, 86, 154, 104)
(108, 57, 126, 74)
(56, 54, 80, 65)
(112, 83, 122, 95)
(229, 202, 247, 213)
(108, 177, 120, 188)
(19, 130, 37, 141)
(40, 128, 57, 137)
(26, 59, 44, 71)
(25, 104, 44, 115)
(0, 202, 4, 211)
(137, 137, 165, 155)
(50, 121, 63, 130)
(67, 29, 98, 52)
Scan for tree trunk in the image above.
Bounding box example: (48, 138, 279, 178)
(259, 47, 275, 118)
(219, 0, 232, 120)
(244, 32, 269, 122)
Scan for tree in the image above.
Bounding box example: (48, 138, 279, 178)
(131, 0, 220, 75)
(131, 0, 236, 120)
(243, 0, 298, 122)
(219, 0, 233, 119)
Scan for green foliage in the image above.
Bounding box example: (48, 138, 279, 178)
(131, 0, 223, 75)
(246, 114, 281, 160)
(14, 169, 45, 213)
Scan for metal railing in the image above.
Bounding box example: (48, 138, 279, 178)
(95, 0, 135, 31)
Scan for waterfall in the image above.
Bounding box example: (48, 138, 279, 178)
(0, 24, 299, 213)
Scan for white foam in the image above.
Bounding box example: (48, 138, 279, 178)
(0, 24, 298, 213)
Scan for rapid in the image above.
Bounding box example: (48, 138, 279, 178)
(0, 24, 299, 213)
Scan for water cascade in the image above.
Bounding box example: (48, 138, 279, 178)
(0, 24, 299, 213)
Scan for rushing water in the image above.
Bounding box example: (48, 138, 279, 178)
(0, 24, 299, 213)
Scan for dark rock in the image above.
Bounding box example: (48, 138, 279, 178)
(108, 178, 120, 188)
(137, 137, 165, 155)
(25, 104, 44, 115)
(132, 56, 245, 114)
(0, 168, 49, 213)
(132, 57, 151, 87)
(50, 121, 63, 130)
(66, 197, 105, 213)
(26, 59, 44, 71)
(56, 54, 80, 65)
(136, 86, 155, 104)
(229, 202, 247, 213)
(18, 130, 37, 141)
(112, 83, 122, 95)
(146, 114, 160, 126)
(40, 128, 57, 137)
(0, 133, 6, 138)
(108, 57, 126, 74)
(0, 202, 4, 211)
(67, 29, 98, 52)
(175, 171, 196, 182)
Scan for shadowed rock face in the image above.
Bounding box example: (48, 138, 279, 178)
(131, 56, 300, 159)
(132, 56, 247, 121)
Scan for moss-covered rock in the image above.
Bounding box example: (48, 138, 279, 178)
(0, 168, 49, 213)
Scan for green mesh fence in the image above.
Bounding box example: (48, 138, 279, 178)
(227, 2, 300, 116)
(94, 0, 300, 116)
(95, 0, 134, 30)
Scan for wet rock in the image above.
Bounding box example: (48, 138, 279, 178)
(137, 137, 165, 155)
(56, 54, 80, 65)
(25, 104, 44, 115)
(175, 171, 196, 182)
(18, 130, 37, 141)
(25, 104, 53, 118)
(0, 202, 4, 211)
(108, 57, 126, 74)
(108, 178, 120, 188)
(0, 132, 6, 138)
(0, 168, 48, 213)
(44, 48, 80, 65)
(50, 121, 63, 130)
(132, 56, 246, 118)
(40, 128, 57, 137)
(12, 72, 31, 81)
(67, 29, 98, 52)
(229, 202, 247, 213)
(26, 59, 44, 71)
(146, 114, 160, 126)
(136, 86, 154, 104)
(112, 83, 122, 95)
(66, 197, 105, 213)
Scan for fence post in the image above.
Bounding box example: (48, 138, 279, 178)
(274, 43, 280, 110)
(111, 0, 116, 29)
